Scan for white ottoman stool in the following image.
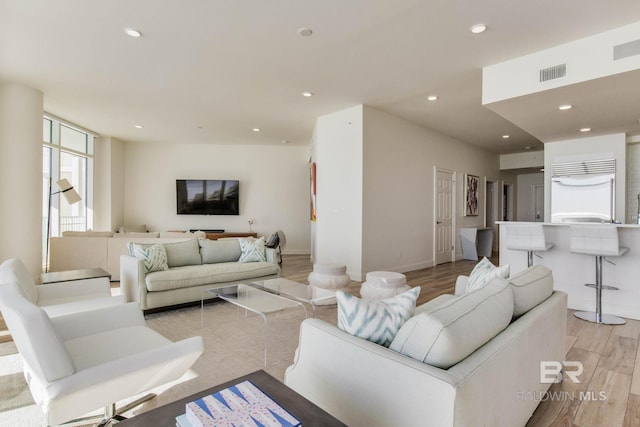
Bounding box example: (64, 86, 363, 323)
(308, 262, 351, 305)
(360, 271, 410, 301)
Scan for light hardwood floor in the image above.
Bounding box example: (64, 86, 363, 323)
(280, 254, 640, 427)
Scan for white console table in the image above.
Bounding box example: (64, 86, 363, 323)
(460, 227, 494, 260)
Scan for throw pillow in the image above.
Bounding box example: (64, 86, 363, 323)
(337, 287, 420, 347)
(466, 257, 510, 293)
(238, 237, 266, 263)
(128, 243, 169, 274)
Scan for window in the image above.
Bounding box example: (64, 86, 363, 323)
(43, 116, 94, 267)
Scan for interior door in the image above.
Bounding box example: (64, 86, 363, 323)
(435, 169, 454, 265)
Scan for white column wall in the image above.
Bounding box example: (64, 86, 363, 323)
(93, 136, 125, 231)
(313, 106, 364, 279)
(0, 82, 43, 276)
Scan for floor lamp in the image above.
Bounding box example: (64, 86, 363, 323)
(45, 178, 81, 272)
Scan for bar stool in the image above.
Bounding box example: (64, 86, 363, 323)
(570, 225, 628, 325)
(505, 224, 554, 267)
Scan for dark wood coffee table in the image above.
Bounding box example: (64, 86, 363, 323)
(117, 370, 346, 426)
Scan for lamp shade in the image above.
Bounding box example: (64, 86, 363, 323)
(56, 179, 82, 205)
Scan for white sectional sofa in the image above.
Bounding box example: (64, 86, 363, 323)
(49, 231, 205, 281)
(120, 238, 280, 311)
(285, 265, 567, 427)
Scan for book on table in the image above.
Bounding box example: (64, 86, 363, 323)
(176, 380, 301, 427)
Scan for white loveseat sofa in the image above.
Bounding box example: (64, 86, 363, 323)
(120, 238, 280, 311)
(285, 265, 567, 427)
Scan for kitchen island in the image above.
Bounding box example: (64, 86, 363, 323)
(498, 221, 640, 320)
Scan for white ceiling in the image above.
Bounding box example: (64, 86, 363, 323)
(1, 0, 640, 154)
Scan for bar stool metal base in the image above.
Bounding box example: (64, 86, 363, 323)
(574, 311, 625, 325)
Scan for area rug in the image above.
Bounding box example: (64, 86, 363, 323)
(0, 299, 338, 426)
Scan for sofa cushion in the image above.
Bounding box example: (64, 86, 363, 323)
(509, 265, 554, 318)
(114, 231, 160, 238)
(239, 237, 266, 263)
(466, 257, 510, 293)
(199, 239, 242, 264)
(336, 287, 420, 347)
(163, 239, 202, 267)
(144, 262, 280, 292)
(390, 278, 513, 369)
(128, 243, 169, 274)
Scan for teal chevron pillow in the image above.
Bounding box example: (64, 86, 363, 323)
(337, 287, 420, 347)
(239, 237, 266, 263)
(128, 243, 169, 274)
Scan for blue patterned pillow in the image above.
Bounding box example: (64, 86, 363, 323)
(337, 287, 420, 347)
(466, 257, 510, 293)
(239, 237, 266, 263)
(128, 243, 169, 274)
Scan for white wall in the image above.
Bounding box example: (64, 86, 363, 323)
(123, 142, 311, 253)
(544, 133, 626, 222)
(94, 136, 125, 231)
(500, 150, 544, 170)
(312, 106, 364, 278)
(516, 173, 544, 221)
(361, 106, 500, 274)
(626, 142, 640, 224)
(312, 105, 500, 279)
(0, 82, 43, 276)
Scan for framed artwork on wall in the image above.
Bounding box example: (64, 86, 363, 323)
(464, 174, 479, 216)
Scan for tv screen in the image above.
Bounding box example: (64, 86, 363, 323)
(176, 179, 239, 215)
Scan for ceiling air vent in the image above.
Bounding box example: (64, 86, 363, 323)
(539, 64, 566, 82)
(552, 159, 615, 177)
(614, 39, 640, 60)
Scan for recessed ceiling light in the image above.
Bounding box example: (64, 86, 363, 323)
(252, 128, 261, 132)
(524, 146, 532, 150)
(502, 134, 510, 139)
(281, 140, 289, 144)
(135, 124, 144, 129)
(580, 127, 592, 132)
(470, 24, 487, 34)
(427, 95, 438, 101)
(558, 104, 573, 110)
(124, 28, 142, 38)
(298, 28, 313, 37)
(302, 91, 314, 97)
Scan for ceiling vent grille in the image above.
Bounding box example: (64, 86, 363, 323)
(539, 64, 566, 82)
(552, 159, 616, 177)
(614, 39, 640, 60)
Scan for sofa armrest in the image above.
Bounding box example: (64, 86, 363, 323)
(37, 278, 112, 304)
(455, 275, 468, 296)
(265, 247, 278, 264)
(285, 318, 459, 427)
(120, 255, 146, 305)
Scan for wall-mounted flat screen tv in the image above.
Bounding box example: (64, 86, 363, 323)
(176, 179, 239, 215)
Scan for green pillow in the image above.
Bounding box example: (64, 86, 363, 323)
(238, 237, 266, 263)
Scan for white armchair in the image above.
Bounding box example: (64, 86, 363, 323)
(0, 258, 124, 317)
(0, 279, 204, 426)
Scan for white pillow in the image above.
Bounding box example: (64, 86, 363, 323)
(238, 237, 266, 263)
(466, 257, 509, 293)
(337, 287, 420, 347)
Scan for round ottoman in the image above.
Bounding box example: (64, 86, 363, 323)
(360, 271, 410, 301)
(308, 262, 350, 305)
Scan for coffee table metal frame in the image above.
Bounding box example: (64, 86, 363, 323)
(249, 277, 337, 317)
(201, 284, 306, 366)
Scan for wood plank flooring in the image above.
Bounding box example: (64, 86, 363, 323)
(280, 254, 640, 427)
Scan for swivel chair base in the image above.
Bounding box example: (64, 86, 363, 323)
(574, 311, 625, 325)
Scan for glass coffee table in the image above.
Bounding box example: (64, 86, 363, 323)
(201, 284, 306, 366)
(249, 278, 337, 317)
